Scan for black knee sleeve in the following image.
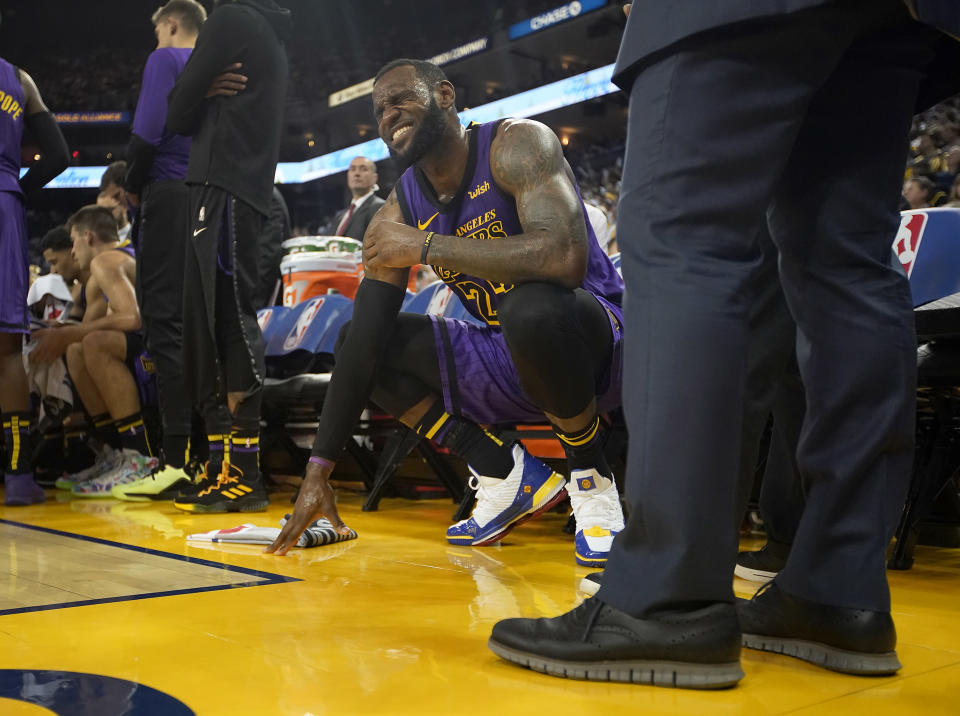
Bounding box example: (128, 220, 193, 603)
(498, 283, 611, 419)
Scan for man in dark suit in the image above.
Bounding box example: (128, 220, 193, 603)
(489, 0, 951, 689)
(329, 157, 384, 240)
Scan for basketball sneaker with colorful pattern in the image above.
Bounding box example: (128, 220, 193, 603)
(55, 446, 121, 491)
(446, 443, 567, 546)
(72, 450, 160, 498)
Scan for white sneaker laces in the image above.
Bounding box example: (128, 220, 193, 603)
(569, 479, 624, 531)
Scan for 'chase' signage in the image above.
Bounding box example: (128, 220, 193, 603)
(508, 0, 607, 40)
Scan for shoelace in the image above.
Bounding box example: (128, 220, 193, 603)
(198, 463, 241, 498)
(466, 473, 518, 525)
(569, 481, 623, 528)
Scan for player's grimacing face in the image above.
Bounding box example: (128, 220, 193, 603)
(374, 66, 446, 170)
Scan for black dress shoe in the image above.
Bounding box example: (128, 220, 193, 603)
(738, 582, 901, 675)
(489, 599, 744, 689)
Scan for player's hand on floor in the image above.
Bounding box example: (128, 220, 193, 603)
(265, 462, 350, 556)
(364, 220, 424, 270)
(206, 63, 247, 98)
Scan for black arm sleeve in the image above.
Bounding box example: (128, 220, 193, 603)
(167, 7, 248, 136)
(124, 133, 158, 196)
(311, 278, 405, 461)
(19, 112, 69, 196)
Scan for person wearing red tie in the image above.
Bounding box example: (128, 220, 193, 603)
(331, 157, 385, 239)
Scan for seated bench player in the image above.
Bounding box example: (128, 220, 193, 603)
(31, 206, 159, 496)
(269, 59, 626, 565)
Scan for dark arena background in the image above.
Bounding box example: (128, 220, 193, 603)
(1, 1, 960, 713)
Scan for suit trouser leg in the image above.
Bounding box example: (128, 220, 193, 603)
(596, 3, 924, 617)
(735, 229, 798, 524)
(768, 24, 930, 611)
(757, 362, 806, 548)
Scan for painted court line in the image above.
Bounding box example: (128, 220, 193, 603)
(0, 518, 300, 617)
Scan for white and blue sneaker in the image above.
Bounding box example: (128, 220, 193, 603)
(568, 468, 625, 567)
(446, 443, 567, 546)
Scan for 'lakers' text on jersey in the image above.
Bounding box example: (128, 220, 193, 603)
(396, 120, 623, 326)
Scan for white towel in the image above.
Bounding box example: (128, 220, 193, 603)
(187, 516, 356, 548)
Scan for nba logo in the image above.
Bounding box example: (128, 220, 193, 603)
(198, 206, 206, 223)
(893, 211, 928, 278)
(579, 477, 595, 491)
(283, 297, 325, 351)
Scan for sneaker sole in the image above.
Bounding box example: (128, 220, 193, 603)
(578, 575, 601, 597)
(174, 497, 269, 513)
(455, 481, 568, 547)
(112, 483, 190, 502)
(734, 564, 779, 583)
(488, 639, 744, 689)
(741, 633, 901, 675)
(4, 495, 46, 506)
(71, 491, 121, 499)
(575, 552, 608, 568)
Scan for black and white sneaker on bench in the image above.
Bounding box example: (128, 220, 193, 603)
(735, 543, 788, 583)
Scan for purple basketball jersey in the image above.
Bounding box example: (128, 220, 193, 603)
(132, 47, 192, 183)
(0, 57, 25, 195)
(396, 120, 623, 326)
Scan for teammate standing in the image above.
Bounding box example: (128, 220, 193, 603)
(111, 0, 208, 502)
(166, 0, 291, 512)
(0, 31, 69, 506)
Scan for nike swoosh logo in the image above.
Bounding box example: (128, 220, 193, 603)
(417, 212, 440, 231)
(193, 227, 207, 237)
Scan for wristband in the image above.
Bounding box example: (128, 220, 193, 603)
(308, 456, 335, 471)
(420, 231, 435, 265)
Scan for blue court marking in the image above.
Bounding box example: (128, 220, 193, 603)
(0, 670, 194, 715)
(0, 518, 300, 617)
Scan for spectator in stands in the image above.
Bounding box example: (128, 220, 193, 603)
(33, 206, 158, 497)
(97, 161, 132, 243)
(945, 145, 960, 174)
(903, 176, 936, 209)
(946, 174, 960, 207)
(38, 226, 86, 320)
(329, 156, 384, 240)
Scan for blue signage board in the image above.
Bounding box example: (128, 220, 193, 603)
(508, 0, 608, 40)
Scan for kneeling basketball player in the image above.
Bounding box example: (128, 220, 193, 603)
(270, 60, 625, 566)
